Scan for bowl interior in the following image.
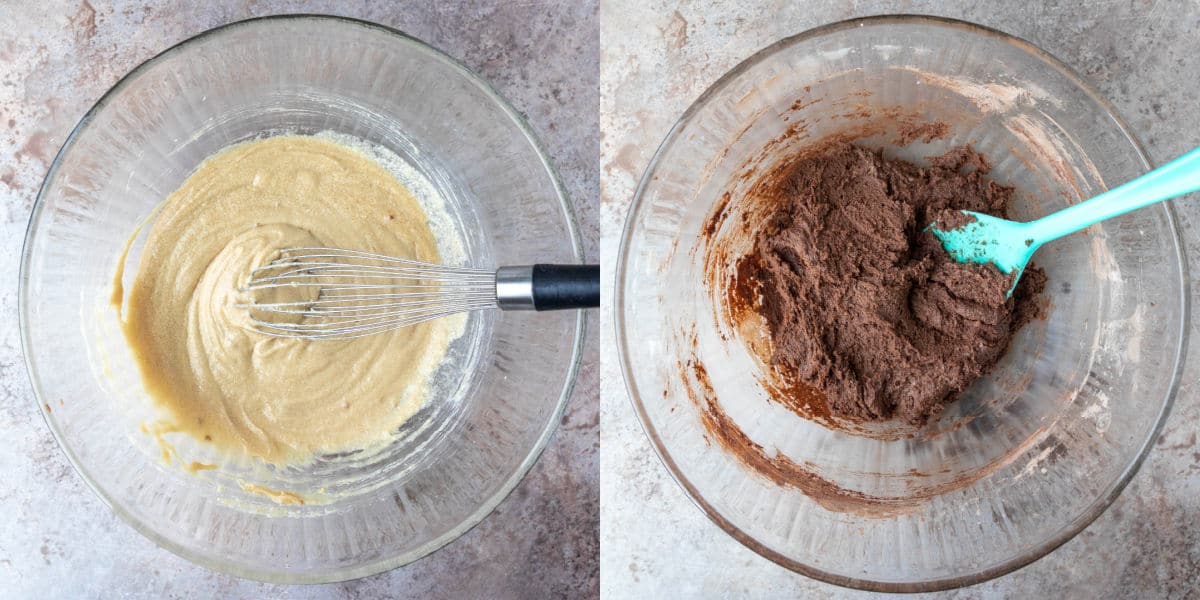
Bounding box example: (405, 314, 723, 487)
(23, 17, 582, 582)
(618, 17, 1185, 591)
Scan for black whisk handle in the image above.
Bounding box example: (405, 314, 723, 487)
(495, 264, 600, 311)
(531, 264, 600, 310)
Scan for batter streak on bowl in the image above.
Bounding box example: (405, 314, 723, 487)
(114, 135, 463, 466)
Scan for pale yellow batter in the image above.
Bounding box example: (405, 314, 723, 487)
(116, 135, 460, 465)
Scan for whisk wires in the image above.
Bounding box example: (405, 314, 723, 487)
(239, 247, 495, 339)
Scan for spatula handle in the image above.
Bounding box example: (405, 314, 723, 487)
(1029, 145, 1200, 242)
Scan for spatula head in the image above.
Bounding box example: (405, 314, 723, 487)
(929, 210, 1038, 295)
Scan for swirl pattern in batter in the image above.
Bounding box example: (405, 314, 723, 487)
(116, 135, 462, 465)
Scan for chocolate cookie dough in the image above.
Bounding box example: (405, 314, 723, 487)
(734, 142, 1044, 427)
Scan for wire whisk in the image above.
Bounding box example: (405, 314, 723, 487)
(240, 247, 599, 340)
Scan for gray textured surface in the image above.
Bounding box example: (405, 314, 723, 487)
(0, 1, 597, 598)
(600, 1, 1199, 598)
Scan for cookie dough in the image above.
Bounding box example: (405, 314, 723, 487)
(116, 136, 461, 464)
(734, 142, 1044, 426)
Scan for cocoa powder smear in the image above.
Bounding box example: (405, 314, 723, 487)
(733, 142, 1045, 427)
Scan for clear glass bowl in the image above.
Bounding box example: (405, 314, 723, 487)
(21, 16, 583, 583)
(616, 16, 1187, 592)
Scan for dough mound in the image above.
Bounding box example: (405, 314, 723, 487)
(737, 143, 1044, 426)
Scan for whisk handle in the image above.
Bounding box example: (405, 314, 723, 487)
(496, 264, 600, 311)
(532, 264, 601, 310)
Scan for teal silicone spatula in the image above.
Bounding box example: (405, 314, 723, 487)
(931, 146, 1200, 295)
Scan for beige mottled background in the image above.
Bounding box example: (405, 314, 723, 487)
(600, 1, 1199, 598)
(4, 0, 1200, 597)
(0, 1, 597, 598)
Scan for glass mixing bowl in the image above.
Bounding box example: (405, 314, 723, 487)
(21, 16, 583, 583)
(616, 16, 1187, 591)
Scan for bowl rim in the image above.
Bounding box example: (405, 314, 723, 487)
(614, 14, 1189, 593)
(19, 13, 585, 584)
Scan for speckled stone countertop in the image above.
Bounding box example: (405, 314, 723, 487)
(0, 1, 597, 598)
(600, 1, 1199, 598)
